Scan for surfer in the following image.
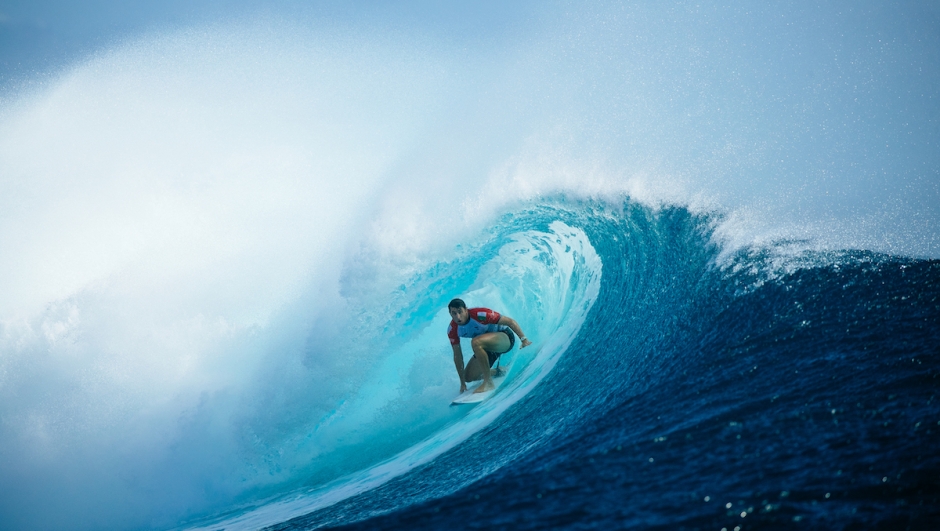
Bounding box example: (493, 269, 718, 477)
(447, 298, 532, 394)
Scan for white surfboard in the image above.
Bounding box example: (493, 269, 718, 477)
(451, 365, 510, 405)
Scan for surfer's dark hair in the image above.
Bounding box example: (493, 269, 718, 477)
(448, 298, 467, 310)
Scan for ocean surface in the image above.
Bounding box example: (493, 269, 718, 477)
(1, 2, 938, 530)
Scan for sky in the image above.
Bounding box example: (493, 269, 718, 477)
(0, 0, 539, 84)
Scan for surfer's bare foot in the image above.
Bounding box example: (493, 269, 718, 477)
(473, 381, 495, 393)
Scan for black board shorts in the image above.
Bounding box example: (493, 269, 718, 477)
(485, 328, 515, 367)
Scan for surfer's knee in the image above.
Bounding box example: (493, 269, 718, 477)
(470, 336, 486, 351)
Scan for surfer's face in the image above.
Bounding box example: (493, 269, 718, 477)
(449, 306, 469, 325)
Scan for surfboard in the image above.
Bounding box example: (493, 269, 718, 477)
(451, 365, 510, 405)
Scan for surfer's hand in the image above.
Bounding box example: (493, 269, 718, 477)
(460, 382, 467, 393)
(521, 338, 532, 348)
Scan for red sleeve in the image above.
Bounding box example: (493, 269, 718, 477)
(447, 321, 459, 345)
(469, 307, 501, 325)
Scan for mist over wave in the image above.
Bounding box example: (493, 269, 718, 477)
(0, 2, 938, 530)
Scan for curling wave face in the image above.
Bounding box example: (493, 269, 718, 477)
(190, 209, 602, 530)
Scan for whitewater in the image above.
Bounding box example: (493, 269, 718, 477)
(0, 2, 938, 530)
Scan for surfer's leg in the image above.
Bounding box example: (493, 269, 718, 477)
(464, 352, 500, 383)
(463, 356, 483, 382)
(470, 333, 510, 393)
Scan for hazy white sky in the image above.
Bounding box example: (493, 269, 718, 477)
(0, 0, 537, 81)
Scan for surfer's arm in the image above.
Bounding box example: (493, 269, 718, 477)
(452, 343, 467, 392)
(497, 315, 532, 348)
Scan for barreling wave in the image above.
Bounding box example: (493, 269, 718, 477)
(2, 3, 938, 528)
(191, 196, 939, 530)
(183, 200, 604, 529)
